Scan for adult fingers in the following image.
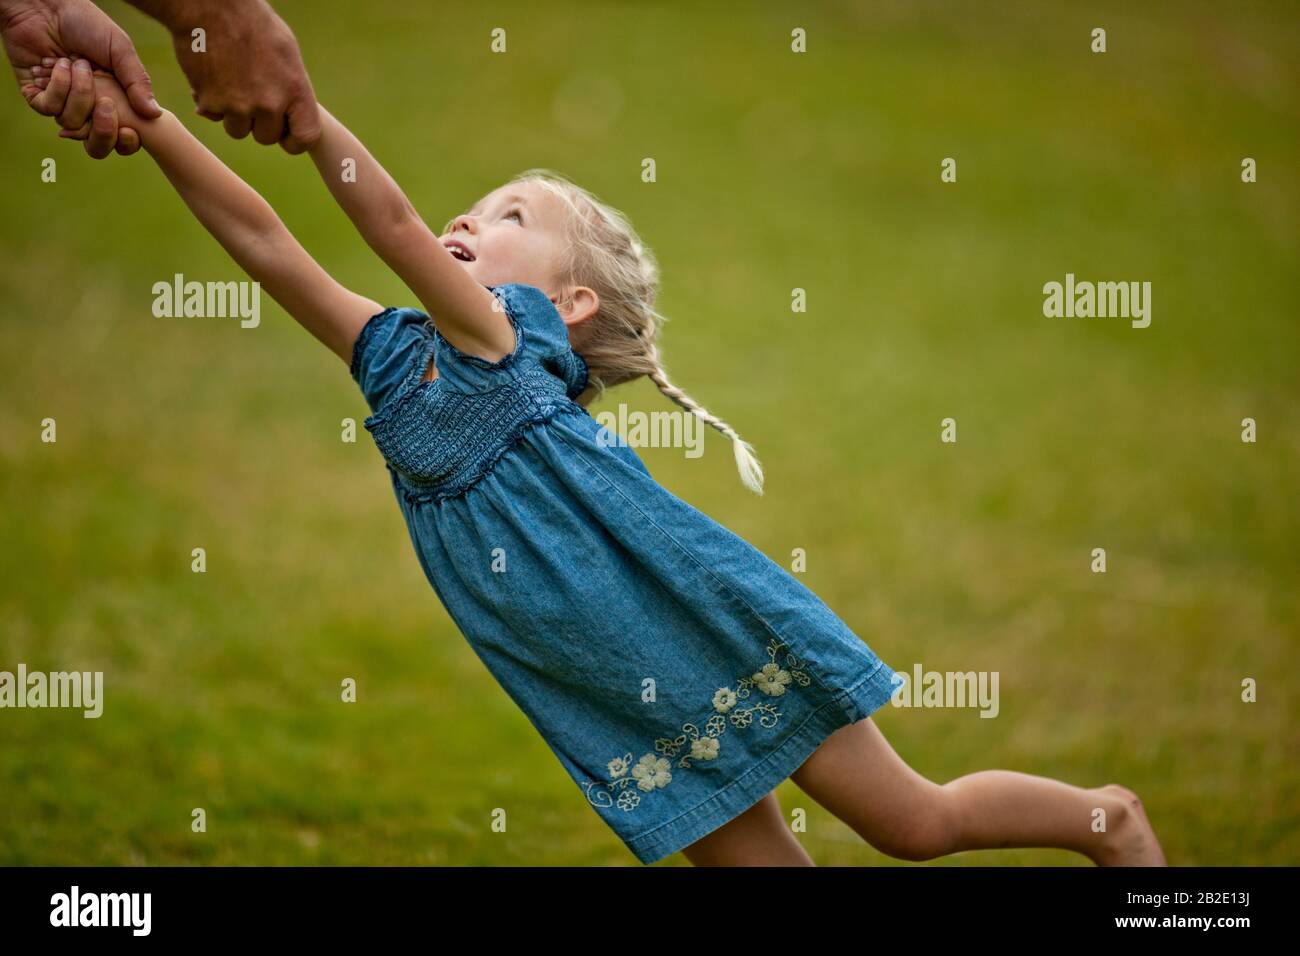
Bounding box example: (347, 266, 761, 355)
(115, 126, 142, 155)
(222, 110, 253, 139)
(83, 97, 119, 160)
(279, 94, 322, 154)
(106, 27, 161, 118)
(58, 2, 161, 117)
(251, 108, 284, 146)
(57, 59, 96, 130)
(190, 90, 224, 121)
(27, 57, 72, 117)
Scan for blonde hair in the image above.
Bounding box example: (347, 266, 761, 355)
(501, 168, 764, 495)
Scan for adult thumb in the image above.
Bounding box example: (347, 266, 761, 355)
(110, 29, 161, 118)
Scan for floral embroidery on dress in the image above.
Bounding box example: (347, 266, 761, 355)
(581, 639, 812, 812)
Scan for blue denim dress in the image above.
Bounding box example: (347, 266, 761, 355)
(351, 283, 900, 864)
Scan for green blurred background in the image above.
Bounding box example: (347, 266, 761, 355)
(1, 0, 1296, 865)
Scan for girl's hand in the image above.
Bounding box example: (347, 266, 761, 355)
(29, 57, 150, 154)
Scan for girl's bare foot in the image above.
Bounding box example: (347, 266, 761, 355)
(1091, 784, 1167, 866)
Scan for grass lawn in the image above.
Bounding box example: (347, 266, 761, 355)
(0, 0, 1296, 865)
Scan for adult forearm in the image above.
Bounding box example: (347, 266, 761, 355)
(124, 0, 258, 34)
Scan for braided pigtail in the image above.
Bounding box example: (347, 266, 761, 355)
(648, 363, 764, 495)
(504, 168, 764, 494)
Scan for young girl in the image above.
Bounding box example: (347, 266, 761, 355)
(34, 57, 1166, 867)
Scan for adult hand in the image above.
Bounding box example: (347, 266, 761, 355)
(170, 0, 320, 152)
(1, 0, 160, 156)
(29, 55, 142, 155)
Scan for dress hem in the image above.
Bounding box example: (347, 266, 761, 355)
(623, 657, 899, 865)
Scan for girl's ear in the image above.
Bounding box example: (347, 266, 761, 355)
(552, 286, 600, 329)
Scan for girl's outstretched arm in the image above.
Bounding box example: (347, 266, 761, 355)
(306, 106, 516, 362)
(66, 65, 382, 363)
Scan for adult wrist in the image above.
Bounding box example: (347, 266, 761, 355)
(132, 0, 259, 38)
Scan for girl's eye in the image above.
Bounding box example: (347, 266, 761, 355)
(506, 209, 523, 223)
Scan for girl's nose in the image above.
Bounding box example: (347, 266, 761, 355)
(451, 214, 477, 234)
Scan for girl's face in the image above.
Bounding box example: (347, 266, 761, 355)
(439, 181, 569, 294)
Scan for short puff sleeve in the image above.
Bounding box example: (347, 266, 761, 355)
(428, 283, 589, 399)
(350, 307, 432, 414)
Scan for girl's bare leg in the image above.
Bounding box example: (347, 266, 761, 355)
(680, 792, 815, 866)
(789, 717, 1166, 865)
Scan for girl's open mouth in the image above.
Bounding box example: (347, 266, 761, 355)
(445, 240, 476, 262)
